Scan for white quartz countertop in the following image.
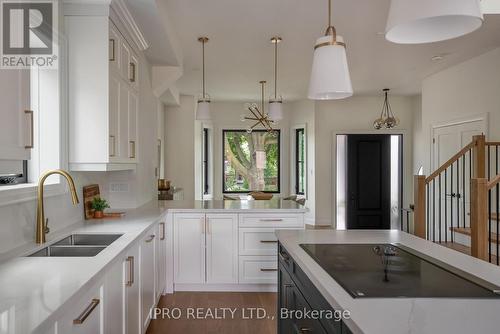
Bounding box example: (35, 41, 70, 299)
(0, 199, 305, 333)
(275, 230, 500, 334)
(158, 198, 307, 212)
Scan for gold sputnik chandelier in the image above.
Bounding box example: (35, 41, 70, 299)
(242, 81, 275, 133)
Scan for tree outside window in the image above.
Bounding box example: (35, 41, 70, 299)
(223, 130, 280, 193)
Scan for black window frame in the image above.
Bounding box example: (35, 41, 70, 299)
(203, 128, 210, 195)
(0, 160, 28, 186)
(222, 129, 281, 194)
(295, 128, 305, 195)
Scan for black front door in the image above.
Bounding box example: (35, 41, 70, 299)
(347, 134, 391, 229)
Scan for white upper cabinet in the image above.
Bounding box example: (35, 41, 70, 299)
(65, 15, 139, 171)
(0, 70, 32, 161)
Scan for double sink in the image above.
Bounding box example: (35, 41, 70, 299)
(28, 234, 123, 257)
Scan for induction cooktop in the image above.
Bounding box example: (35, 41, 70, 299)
(300, 243, 500, 298)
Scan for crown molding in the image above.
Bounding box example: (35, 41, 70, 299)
(110, 0, 149, 51)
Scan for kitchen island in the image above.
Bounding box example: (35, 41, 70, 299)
(276, 229, 500, 334)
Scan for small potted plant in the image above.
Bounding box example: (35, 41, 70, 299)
(91, 197, 110, 219)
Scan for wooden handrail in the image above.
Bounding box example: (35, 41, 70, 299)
(425, 140, 476, 184)
(486, 142, 500, 146)
(487, 174, 500, 190)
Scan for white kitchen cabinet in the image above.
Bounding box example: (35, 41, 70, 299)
(125, 243, 141, 334)
(65, 16, 138, 171)
(104, 259, 124, 334)
(0, 69, 32, 160)
(156, 221, 167, 300)
(140, 227, 156, 333)
(173, 213, 205, 284)
(57, 280, 104, 334)
(206, 214, 238, 284)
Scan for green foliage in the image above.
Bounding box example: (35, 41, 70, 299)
(224, 130, 279, 192)
(91, 197, 110, 212)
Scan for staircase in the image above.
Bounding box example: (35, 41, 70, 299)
(410, 135, 500, 265)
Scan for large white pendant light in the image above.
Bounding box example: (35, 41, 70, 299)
(385, 0, 483, 44)
(268, 36, 283, 121)
(196, 37, 211, 120)
(308, 0, 353, 100)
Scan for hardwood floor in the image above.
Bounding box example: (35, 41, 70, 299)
(146, 292, 277, 334)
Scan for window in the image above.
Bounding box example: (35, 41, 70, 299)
(203, 128, 210, 195)
(295, 128, 305, 195)
(223, 130, 280, 193)
(0, 161, 27, 186)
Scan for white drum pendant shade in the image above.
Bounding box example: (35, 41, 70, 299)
(196, 101, 211, 120)
(268, 101, 283, 121)
(386, 0, 483, 44)
(308, 35, 353, 100)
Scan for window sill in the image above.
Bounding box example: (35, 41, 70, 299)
(0, 182, 66, 207)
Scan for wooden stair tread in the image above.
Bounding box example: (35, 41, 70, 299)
(438, 242, 499, 264)
(449, 227, 500, 244)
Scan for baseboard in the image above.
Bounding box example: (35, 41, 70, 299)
(174, 283, 277, 292)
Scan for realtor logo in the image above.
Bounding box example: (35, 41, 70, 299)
(1, 0, 58, 69)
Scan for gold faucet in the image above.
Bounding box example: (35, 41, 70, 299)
(36, 169, 80, 244)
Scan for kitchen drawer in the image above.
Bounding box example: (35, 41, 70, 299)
(239, 228, 278, 256)
(239, 256, 278, 284)
(239, 214, 303, 228)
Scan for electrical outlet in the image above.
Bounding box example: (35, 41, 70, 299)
(109, 183, 129, 193)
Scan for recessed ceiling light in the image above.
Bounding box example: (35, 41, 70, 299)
(431, 55, 444, 61)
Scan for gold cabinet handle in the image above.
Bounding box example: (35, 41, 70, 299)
(129, 140, 136, 158)
(73, 299, 100, 324)
(260, 268, 278, 272)
(160, 222, 165, 240)
(300, 328, 312, 333)
(129, 62, 136, 82)
(109, 39, 115, 61)
(259, 218, 283, 222)
(145, 234, 155, 243)
(24, 110, 34, 149)
(126, 256, 134, 286)
(260, 240, 278, 243)
(109, 135, 116, 157)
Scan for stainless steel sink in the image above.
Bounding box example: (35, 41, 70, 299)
(28, 245, 106, 257)
(26, 233, 123, 257)
(53, 234, 123, 246)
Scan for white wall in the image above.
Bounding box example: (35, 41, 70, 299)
(418, 47, 500, 174)
(314, 96, 415, 226)
(165, 95, 196, 201)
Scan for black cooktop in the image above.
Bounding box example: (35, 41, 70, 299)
(300, 243, 500, 298)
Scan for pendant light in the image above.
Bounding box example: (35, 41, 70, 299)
(241, 81, 274, 133)
(268, 36, 283, 121)
(196, 37, 211, 120)
(385, 0, 483, 44)
(373, 89, 399, 130)
(308, 0, 353, 100)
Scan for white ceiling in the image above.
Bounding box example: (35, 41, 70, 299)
(163, 0, 500, 101)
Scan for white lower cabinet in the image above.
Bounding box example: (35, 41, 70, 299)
(173, 213, 206, 284)
(140, 226, 156, 333)
(49, 220, 166, 334)
(206, 214, 239, 284)
(125, 243, 141, 334)
(57, 280, 104, 334)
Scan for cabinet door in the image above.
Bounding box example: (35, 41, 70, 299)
(109, 23, 121, 73)
(108, 73, 120, 160)
(125, 243, 141, 334)
(206, 214, 238, 284)
(173, 213, 205, 284)
(57, 281, 104, 334)
(0, 70, 31, 160)
(140, 228, 156, 333)
(156, 221, 167, 299)
(128, 90, 138, 161)
(104, 260, 124, 334)
(278, 266, 294, 334)
(118, 82, 129, 160)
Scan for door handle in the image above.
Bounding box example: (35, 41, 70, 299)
(126, 256, 134, 286)
(24, 110, 34, 149)
(160, 222, 165, 240)
(145, 234, 155, 243)
(260, 268, 278, 272)
(260, 240, 278, 244)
